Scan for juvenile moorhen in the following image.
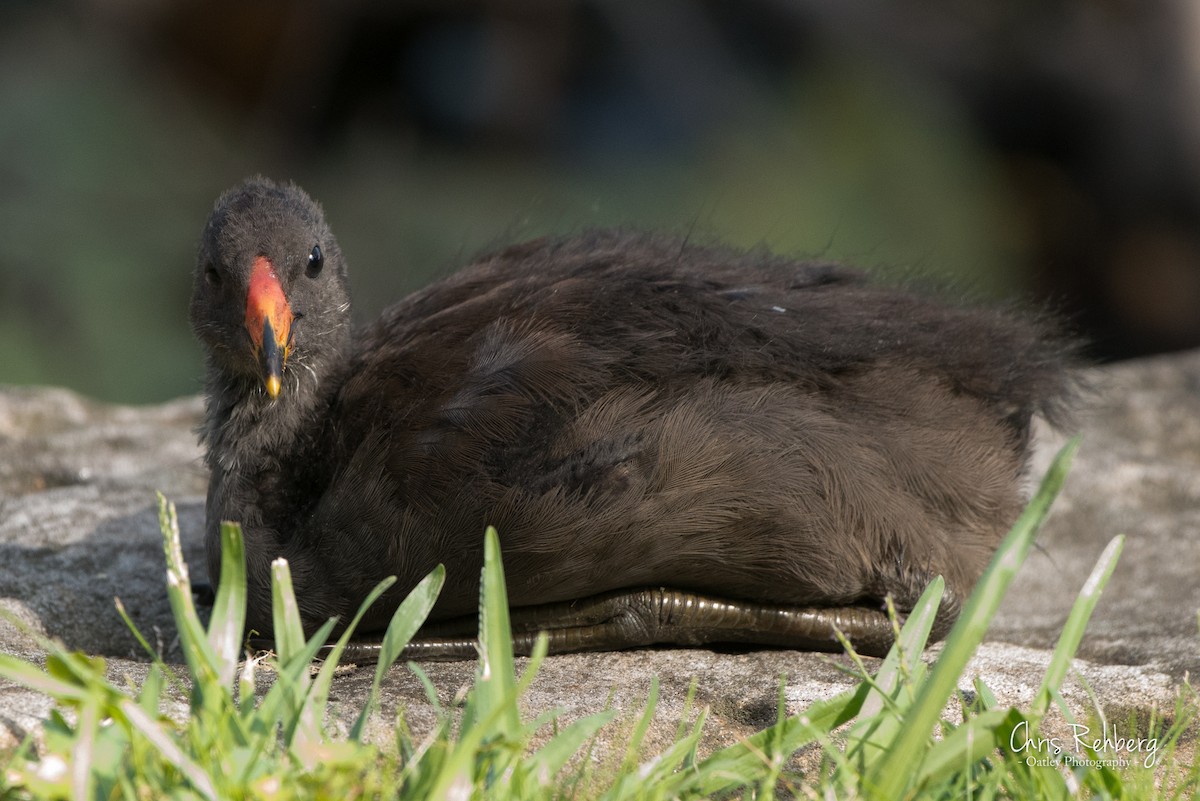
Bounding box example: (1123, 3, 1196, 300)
(191, 177, 1074, 658)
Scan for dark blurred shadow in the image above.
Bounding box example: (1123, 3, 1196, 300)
(3, 1, 1199, 403)
(0, 500, 207, 661)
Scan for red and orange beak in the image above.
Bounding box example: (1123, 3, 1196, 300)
(244, 256, 293, 398)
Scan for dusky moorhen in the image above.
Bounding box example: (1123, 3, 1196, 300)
(191, 176, 1074, 658)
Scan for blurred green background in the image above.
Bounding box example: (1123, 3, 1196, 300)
(3, 2, 1200, 404)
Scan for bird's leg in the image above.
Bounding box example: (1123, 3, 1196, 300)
(331, 587, 948, 663)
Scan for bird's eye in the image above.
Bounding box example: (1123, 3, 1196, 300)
(306, 244, 324, 278)
(204, 265, 221, 288)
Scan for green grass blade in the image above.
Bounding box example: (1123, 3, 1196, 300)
(158, 494, 222, 687)
(514, 631, 549, 698)
(423, 528, 534, 798)
(0, 652, 88, 703)
(606, 710, 708, 800)
(119, 698, 217, 800)
(270, 558, 307, 663)
(207, 521, 248, 689)
(465, 526, 520, 738)
(308, 574, 397, 735)
(349, 566, 445, 742)
(526, 710, 617, 782)
(408, 662, 444, 713)
(426, 686, 527, 800)
(867, 436, 1079, 799)
(70, 698, 98, 801)
(258, 557, 335, 753)
(263, 618, 337, 744)
(616, 676, 659, 779)
(1033, 534, 1125, 717)
(664, 682, 871, 798)
(913, 708, 1013, 785)
(238, 653, 258, 718)
(845, 577, 945, 769)
(876, 577, 943, 705)
(973, 676, 999, 710)
(137, 662, 164, 716)
(376, 567, 445, 671)
(113, 597, 160, 662)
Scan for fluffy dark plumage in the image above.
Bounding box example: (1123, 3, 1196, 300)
(191, 176, 1076, 643)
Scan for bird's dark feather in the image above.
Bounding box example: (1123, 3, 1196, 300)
(191, 178, 1078, 639)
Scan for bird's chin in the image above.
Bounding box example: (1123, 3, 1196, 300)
(254, 374, 287, 402)
(214, 367, 280, 403)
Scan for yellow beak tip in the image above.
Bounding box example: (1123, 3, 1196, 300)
(265, 376, 282, 398)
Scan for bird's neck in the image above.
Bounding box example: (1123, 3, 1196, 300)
(199, 348, 347, 478)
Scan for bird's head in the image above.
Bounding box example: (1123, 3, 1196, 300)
(191, 177, 351, 400)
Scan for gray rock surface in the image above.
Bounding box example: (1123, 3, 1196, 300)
(998, 350, 1200, 677)
(2, 351, 1198, 765)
